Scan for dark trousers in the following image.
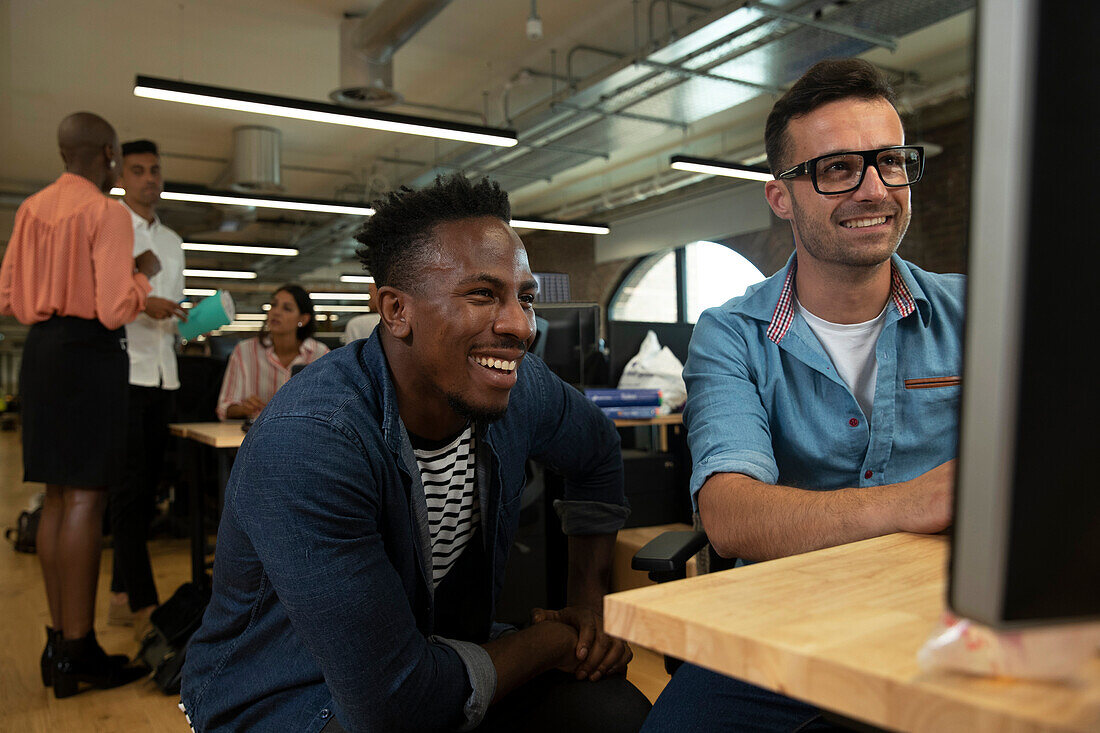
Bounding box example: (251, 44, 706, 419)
(641, 662, 852, 733)
(108, 384, 174, 611)
(319, 671, 652, 733)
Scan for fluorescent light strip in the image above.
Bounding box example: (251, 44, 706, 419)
(163, 191, 374, 216)
(183, 242, 299, 256)
(184, 268, 257, 279)
(309, 292, 371, 300)
(669, 155, 773, 182)
(134, 75, 518, 148)
(313, 305, 373, 312)
(339, 275, 375, 283)
(509, 219, 610, 235)
(183, 288, 217, 296)
(110, 186, 371, 216)
(233, 313, 269, 321)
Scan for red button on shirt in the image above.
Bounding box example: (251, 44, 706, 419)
(849, 418, 860, 427)
(864, 470, 873, 479)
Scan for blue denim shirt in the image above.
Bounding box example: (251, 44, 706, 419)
(180, 334, 628, 732)
(684, 254, 965, 507)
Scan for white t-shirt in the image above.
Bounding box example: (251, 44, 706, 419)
(796, 298, 888, 420)
(122, 201, 185, 389)
(341, 313, 381, 344)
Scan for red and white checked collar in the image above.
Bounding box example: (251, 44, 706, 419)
(766, 258, 917, 343)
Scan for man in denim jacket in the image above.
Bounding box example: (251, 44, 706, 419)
(642, 60, 964, 732)
(180, 175, 651, 732)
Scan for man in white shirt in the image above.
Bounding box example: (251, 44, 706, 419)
(107, 140, 186, 634)
(340, 282, 381, 344)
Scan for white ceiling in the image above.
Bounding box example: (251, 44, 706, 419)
(0, 0, 975, 347)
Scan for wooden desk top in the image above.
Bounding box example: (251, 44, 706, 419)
(611, 413, 683, 428)
(168, 421, 246, 449)
(604, 533, 1100, 732)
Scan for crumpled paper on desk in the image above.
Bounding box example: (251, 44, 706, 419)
(918, 611, 1100, 680)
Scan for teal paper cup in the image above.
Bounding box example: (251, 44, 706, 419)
(178, 290, 235, 340)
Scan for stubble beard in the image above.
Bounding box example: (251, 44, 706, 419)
(790, 194, 911, 269)
(446, 393, 508, 425)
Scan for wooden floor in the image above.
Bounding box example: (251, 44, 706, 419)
(0, 429, 669, 731)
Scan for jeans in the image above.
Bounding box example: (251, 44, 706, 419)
(641, 663, 850, 733)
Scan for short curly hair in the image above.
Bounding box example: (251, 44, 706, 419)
(354, 174, 511, 292)
(764, 58, 898, 174)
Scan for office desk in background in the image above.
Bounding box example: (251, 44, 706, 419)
(168, 421, 245, 585)
(604, 533, 1100, 732)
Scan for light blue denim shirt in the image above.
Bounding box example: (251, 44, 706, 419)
(684, 253, 965, 507)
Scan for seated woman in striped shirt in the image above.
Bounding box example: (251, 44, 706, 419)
(216, 284, 330, 420)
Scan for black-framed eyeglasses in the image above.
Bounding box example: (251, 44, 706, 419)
(776, 145, 925, 195)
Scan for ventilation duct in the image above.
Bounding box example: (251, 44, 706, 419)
(330, 1, 453, 108)
(229, 126, 282, 194)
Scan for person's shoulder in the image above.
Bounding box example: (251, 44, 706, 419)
(304, 337, 330, 356)
(897, 258, 966, 301)
(263, 340, 380, 427)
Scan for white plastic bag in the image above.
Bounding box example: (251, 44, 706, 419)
(917, 611, 1100, 681)
(616, 330, 686, 413)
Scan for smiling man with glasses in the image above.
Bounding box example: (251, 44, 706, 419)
(641, 59, 966, 732)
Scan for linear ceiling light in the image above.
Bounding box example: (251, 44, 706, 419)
(509, 219, 610, 235)
(184, 268, 257, 279)
(669, 155, 773, 182)
(313, 305, 374, 312)
(110, 185, 374, 216)
(309, 292, 372, 300)
(133, 75, 519, 148)
(183, 242, 299, 256)
(340, 275, 375, 283)
(183, 288, 217, 297)
(233, 313, 269, 321)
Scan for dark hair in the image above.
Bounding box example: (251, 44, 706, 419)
(354, 174, 511, 292)
(121, 139, 158, 157)
(261, 283, 317, 344)
(764, 58, 898, 174)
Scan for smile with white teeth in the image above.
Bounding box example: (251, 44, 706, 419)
(841, 216, 888, 229)
(475, 356, 517, 372)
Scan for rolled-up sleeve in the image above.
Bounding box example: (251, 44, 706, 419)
(525, 358, 629, 535)
(232, 415, 483, 731)
(683, 308, 778, 509)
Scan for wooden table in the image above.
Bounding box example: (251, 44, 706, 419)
(168, 421, 246, 585)
(605, 533, 1100, 732)
(612, 413, 681, 452)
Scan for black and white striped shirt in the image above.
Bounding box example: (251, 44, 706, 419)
(411, 425, 480, 589)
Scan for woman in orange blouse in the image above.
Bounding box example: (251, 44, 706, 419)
(0, 113, 159, 698)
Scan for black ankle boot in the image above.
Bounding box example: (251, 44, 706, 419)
(53, 630, 146, 699)
(41, 626, 60, 686)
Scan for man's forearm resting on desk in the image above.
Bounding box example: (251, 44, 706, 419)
(698, 460, 955, 562)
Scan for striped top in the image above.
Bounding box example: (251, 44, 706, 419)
(0, 173, 151, 330)
(411, 425, 480, 589)
(215, 336, 329, 420)
(766, 258, 917, 344)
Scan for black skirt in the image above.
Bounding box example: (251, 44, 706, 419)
(20, 316, 129, 487)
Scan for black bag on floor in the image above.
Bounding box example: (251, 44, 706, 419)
(138, 581, 211, 694)
(5, 506, 41, 553)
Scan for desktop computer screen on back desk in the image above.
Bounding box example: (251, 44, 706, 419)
(948, 0, 1100, 628)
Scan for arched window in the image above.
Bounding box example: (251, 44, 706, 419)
(610, 241, 764, 324)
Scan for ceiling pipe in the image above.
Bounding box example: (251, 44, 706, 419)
(331, 0, 455, 108)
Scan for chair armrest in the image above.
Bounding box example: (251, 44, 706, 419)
(631, 530, 708, 582)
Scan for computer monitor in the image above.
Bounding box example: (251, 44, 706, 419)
(534, 303, 603, 387)
(948, 0, 1100, 628)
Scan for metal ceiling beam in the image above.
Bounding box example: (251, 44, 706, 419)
(750, 2, 898, 51)
(550, 101, 689, 130)
(636, 58, 781, 94)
